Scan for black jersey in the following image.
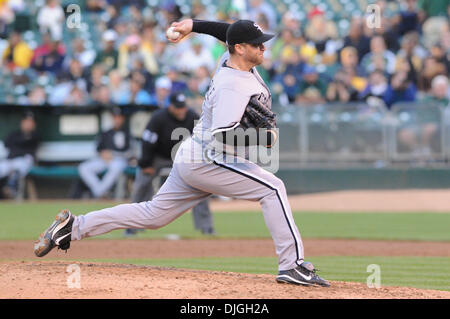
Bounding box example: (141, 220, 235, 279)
(138, 108, 199, 168)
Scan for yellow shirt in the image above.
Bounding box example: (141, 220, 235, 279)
(2, 41, 34, 68)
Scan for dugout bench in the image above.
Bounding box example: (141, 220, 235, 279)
(0, 104, 156, 200)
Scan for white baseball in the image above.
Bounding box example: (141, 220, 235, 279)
(166, 27, 180, 40)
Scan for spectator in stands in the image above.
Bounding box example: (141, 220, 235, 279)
(19, 86, 47, 105)
(32, 32, 65, 65)
(430, 44, 450, 74)
(36, 0, 64, 41)
(326, 70, 360, 103)
(271, 28, 295, 62)
(440, 21, 450, 53)
(333, 47, 369, 101)
(389, 70, 417, 105)
(105, 5, 121, 30)
(417, 56, 447, 92)
(0, 112, 39, 199)
(340, 46, 366, 77)
(359, 69, 392, 109)
(32, 39, 65, 74)
(423, 75, 450, 106)
(140, 24, 159, 75)
(1, 31, 33, 70)
(185, 72, 206, 107)
(118, 77, 152, 105)
(86, 0, 107, 12)
(393, 0, 421, 36)
(296, 65, 327, 104)
(370, 16, 400, 53)
(48, 74, 71, 105)
(361, 35, 397, 75)
(87, 64, 106, 94)
(176, 37, 215, 73)
(343, 17, 371, 62)
(247, 0, 277, 32)
(421, 13, 448, 49)
(280, 11, 301, 33)
(191, 0, 208, 20)
(91, 85, 112, 106)
(394, 32, 423, 85)
(78, 107, 131, 198)
(118, 34, 158, 77)
(272, 49, 305, 104)
(64, 85, 89, 106)
(0, 1, 15, 39)
(94, 30, 119, 73)
(166, 67, 188, 94)
(65, 59, 88, 92)
(148, 76, 172, 108)
(108, 69, 129, 104)
(128, 4, 144, 28)
(304, 8, 339, 56)
(128, 65, 154, 93)
(0, 38, 8, 64)
(69, 38, 97, 68)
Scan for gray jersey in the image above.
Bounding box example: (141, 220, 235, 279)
(181, 52, 272, 163)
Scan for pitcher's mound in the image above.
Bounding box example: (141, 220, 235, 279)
(1, 261, 448, 299)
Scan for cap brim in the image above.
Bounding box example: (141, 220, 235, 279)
(246, 33, 275, 44)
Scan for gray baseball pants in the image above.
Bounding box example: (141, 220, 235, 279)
(130, 157, 215, 234)
(71, 150, 304, 271)
(0, 155, 34, 179)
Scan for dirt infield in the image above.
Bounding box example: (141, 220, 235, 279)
(1, 261, 449, 299)
(1, 238, 450, 298)
(210, 190, 450, 212)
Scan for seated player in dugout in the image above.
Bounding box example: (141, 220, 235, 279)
(77, 106, 131, 198)
(34, 19, 329, 287)
(0, 112, 40, 199)
(126, 92, 216, 236)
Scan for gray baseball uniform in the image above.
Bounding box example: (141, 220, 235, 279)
(70, 52, 304, 271)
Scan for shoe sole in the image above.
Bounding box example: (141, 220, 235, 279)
(276, 275, 311, 286)
(34, 209, 71, 257)
(276, 274, 330, 287)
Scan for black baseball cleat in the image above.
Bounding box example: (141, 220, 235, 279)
(34, 209, 74, 257)
(276, 261, 330, 287)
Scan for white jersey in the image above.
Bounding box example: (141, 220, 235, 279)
(179, 52, 272, 163)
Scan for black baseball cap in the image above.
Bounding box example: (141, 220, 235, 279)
(169, 92, 187, 108)
(226, 20, 275, 45)
(21, 111, 35, 120)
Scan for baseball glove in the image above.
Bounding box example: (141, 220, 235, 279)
(240, 95, 276, 129)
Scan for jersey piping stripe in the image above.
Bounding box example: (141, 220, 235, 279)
(212, 122, 240, 136)
(212, 160, 302, 267)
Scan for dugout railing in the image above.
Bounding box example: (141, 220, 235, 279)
(274, 101, 450, 166)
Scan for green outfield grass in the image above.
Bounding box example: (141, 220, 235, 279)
(75, 256, 450, 291)
(1, 202, 450, 241)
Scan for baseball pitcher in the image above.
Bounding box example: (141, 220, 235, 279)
(34, 19, 329, 287)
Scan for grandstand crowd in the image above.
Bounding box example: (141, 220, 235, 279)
(0, 0, 449, 110)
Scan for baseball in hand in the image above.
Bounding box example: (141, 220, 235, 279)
(166, 27, 180, 40)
